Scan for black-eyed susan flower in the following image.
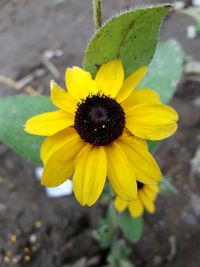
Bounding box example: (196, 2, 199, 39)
(24, 59, 178, 206)
(114, 182, 159, 217)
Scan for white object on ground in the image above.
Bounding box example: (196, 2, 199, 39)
(184, 61, 200, 74)
(174, 1, 185, 10)
(35, 166, 44, 181)
(43, 49, 63, 59)
(192, 0, 200, 7)
(186, 25, 197, 39)
(29, 234, 37, 244)
(34, 167, 73, 198)
(45, 180, 73, 198)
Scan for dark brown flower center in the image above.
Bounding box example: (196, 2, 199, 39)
(74, 94, 125, 146)
(137, 181, 144, 190)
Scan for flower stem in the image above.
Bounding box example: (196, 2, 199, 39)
(108, 187, 121, 266)
(92, 0, 102, 30)
(110, 202, 120, 263)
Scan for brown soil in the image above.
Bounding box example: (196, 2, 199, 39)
(0, 0, 200, 266)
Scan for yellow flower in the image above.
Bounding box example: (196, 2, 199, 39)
(24, 59, 178, 206)
(114, 182, 160, 218)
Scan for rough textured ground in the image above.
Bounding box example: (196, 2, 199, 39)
(0, 0, 200, 266)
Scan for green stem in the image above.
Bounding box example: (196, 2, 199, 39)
(108, 188, 121, 266)
(92, 0, 102, 30)
(111, 203, 120, 266)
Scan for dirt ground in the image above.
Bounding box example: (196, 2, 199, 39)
(0, 0, 200, 266)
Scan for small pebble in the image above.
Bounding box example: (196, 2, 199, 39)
(23, 247, 30, 253)
(24, 255, 31, 262)
(35, 220, 43, 229)
(43, 49, 63, 59)
(35, 167, 43, 181)
(174, 1, 185, 10)
(10, 234, 17, 244)
(32, 245, 37, 252)
(4, 256, 10, 263)
(186, 25, 197, 39)
(0, 203, 7, 212)
(153, 255, 162, 265)
(12, 257, 18, 265)
(6, 251, 12, 257)
(193, 98, 200, 108)
(192, 0, 200, 6)
(29, 234, 37, 244)
(181, 210, 197, 225)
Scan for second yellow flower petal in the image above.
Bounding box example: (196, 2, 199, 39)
(106, 142, 137, 201)
(24, 110, 74, 136)
(118, 134, 162, 184)
(41, 128, 76, 164)
(66, 67, 98, 100)
(50, 80, 77, 114)
(126, 104, 178, 140)
(128, 199, 144, 218)
(73, 145, 107, 206)
(41, 130, 85, 187)
(114, 196, 128, 212)
(121, 88, 160, 111)
(95, 60, 124, 98)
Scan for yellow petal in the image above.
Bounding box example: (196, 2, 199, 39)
(24, 110, 74, 136)
(41, 128, 76, 163)
(42, 130, 85, 187)
(126, 104, 178, 140)
(73, 145, 107, 206)
(146, 184, 160, 194)
(95, 60, 124, 98)
(121, 88, 160, 111)
(116, 66, 148, 103)
(118, 134, 162, 183)
(66, 67, 98, 100)
(139, 190, 155, 214)
(114, 196, 128, 212)
(50, 80, 77, 114)
(106, 142, 137, 201)
(128, 199, 144, 218)
(143, 186, 158, 201)
(25, 111, 74, 136)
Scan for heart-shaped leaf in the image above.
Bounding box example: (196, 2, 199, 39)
(0, 96, 55, 163)
(84, 4, 172, 78)
(140, 39, 185, 104)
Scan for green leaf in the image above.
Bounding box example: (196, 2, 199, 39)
(101, 182, 112, 203)
(197, 22, 200, 33)
(119, 260, 135, 267)
(0, 96, 55, 163)
(107, 240, 132, 266)
(160, 176, 178, 197)
(119, 211, 143, 243)
(140, 39, 185, 104)
(52, 0, 65, 5)
(92, 224, 114, 248)
(84, 4, 172, 78)
(148, 140, 160, 154)
(93, 205, 116, 248)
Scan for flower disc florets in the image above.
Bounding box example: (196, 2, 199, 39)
(137, 181, 144, 190)
(74, 94, 125, 146)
